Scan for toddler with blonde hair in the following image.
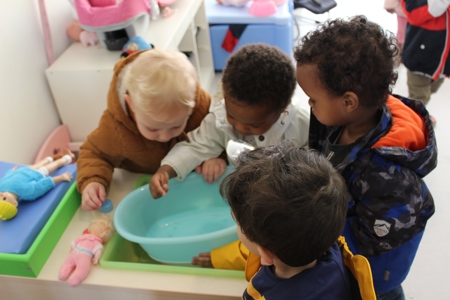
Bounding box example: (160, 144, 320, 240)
(77, 49, 211, 211)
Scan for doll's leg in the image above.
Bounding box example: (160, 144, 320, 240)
(67, 255, 93, 286)
(29, 152, 64, 170)
(42, 150, 75, 174)
(59, 254, 76, 281)
(29, 157, 55, 170)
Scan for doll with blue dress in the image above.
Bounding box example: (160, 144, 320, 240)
(0, 150, 75, 220)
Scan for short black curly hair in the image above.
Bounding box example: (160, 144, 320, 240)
(294, 15, 398, 107)
(222, 43, 296, 111)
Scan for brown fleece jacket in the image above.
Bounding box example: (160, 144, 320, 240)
(76, 51, 211, 193)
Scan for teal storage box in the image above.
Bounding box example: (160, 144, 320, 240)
(205, 0, 293, 71)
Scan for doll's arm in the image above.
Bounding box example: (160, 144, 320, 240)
(92, 248, 103, 264)
(51, 172, 73, 184)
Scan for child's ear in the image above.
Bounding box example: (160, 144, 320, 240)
(342, 91, 359, 113)
(257, 245, 275, 266)
(124, 93, 134, 112)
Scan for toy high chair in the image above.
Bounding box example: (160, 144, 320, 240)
(73, 0, 159, 50)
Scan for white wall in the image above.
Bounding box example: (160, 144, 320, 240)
(0, 0, 73, 164)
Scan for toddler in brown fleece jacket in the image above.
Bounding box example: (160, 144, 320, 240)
(76, 49, 211, 211)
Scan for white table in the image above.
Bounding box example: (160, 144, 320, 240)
(0, 169, 245, 300)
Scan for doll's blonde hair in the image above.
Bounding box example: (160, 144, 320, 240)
(0, 201, 18, 220)
(88, 215, 115, 243)
(124, 49, 198, 117)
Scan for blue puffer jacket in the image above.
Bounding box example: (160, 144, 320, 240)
(309, 95, 437, 293)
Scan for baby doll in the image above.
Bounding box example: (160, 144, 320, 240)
(0, 150, 75, 221)
(59, 215, 115, 286)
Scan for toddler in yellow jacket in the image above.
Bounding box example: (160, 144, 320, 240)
(193, 141, 376, 299)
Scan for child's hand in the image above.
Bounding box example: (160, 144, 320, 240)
(192, 252, 213, 268)
(149, 165, 176, 199)
(196, 158, 227, 184)
(82, 182, 106, 211)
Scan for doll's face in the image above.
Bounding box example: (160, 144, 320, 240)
(89, 220, 112, 243)
(0, 192, 18, 207)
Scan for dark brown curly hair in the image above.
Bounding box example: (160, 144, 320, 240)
(222, 43, 296, 111)
(294, 15, 398, 107)
(220, 140, 348, 267)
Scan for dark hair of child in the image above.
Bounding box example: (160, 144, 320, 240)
(220, 140, 348, 267)
(221, 43, 297, 111)
(293, 15, 398, 108)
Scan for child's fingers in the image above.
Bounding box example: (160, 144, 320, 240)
(90, 190, 103, 208)
(97, 185, 106, 201)
(82, 198, 97, 211)
(150, 181, 166, 198)
(83, 191, 102, 210)
(192, 252, 213, 267)
(149, 173, 171, 199)
(195, 165, 202, 174)
(213, 164, 225, 182)
(83, 198, 99, 211)
(198, 252, 211, 258)
(157, 186, 167, 198)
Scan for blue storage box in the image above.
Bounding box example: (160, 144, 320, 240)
(205, 0, 293, 71)
(0, 160, 79, 278)
(0, 161, 77, 254)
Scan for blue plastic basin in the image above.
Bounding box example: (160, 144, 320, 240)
(114, 169, 238, 264)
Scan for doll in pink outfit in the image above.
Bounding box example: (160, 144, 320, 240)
(59, 215, 114, 286)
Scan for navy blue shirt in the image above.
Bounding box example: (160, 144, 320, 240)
(243, 242, 352, 300)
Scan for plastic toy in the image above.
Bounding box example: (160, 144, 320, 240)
(120, 36, 154, 58)
(226, 140, 255, 164)
(217, 0, 287, 17)
(66, 20, 98, 47)
(70, 0, 175, 50)
(99, 199, 113, 213)
(67, 0, 177, 50)
(0, 150, 76, 221)
(59, 215, 115, 286)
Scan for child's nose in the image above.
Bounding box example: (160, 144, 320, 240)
(233, 122, 249, 135)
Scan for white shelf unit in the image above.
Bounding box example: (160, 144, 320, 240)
(46, 0, 214, 144)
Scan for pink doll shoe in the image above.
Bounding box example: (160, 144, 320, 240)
(249, 0, 277, 17)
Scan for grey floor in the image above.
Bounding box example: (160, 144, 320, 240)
(209, 1, 450, 299)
